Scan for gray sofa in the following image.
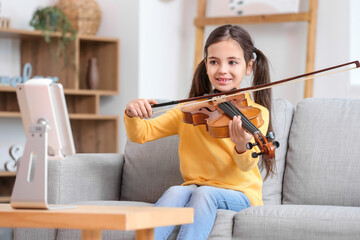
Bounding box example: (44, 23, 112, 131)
(14, 97, 360, 239)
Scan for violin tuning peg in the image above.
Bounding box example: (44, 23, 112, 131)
(246, 142, 258, 150)
(273, 141, 280, 149)
(266, 132, 275, 140)
(251, 152, 263, 158)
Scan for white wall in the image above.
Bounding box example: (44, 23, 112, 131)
(349, 0, 360, 98)
(0, 0, 358, 170)
(139, 0, 182, 100)
(95, 0, 140, 154)
(313, 0, 351, 98)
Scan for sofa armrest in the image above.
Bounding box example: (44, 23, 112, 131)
(47, 153, 124, 204)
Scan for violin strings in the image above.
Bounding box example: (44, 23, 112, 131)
(218, 102, 259, 134)
(230, 104, 259, 134)
(152, 65, 358, 115)
(224, 102, 259, 134)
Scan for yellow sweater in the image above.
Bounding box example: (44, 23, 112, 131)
(124, 93, 269, 206)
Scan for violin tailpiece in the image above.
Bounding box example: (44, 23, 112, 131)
(211, 95, 227, 106)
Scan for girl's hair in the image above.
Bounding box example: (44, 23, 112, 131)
(189, 24, 275, 179)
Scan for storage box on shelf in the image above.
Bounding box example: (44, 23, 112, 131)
(0, 28, 120, 154)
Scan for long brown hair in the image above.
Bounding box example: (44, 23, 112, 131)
(189, 24, 275, 179)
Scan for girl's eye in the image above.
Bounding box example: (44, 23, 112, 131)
(209, 60, 217, 65)
(229, 61, 238, 65)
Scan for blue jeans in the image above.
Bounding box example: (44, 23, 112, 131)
(154, 185, 251, 240)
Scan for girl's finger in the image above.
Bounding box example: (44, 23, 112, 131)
(134, 105, 144, 119)
(144, 100, 154, 118)
(233, 116, 242, 134)
(148, 99, 158, 105)
(126, 106, 136, 117)
(229, 120, 234, 138)
(139, 104, 149, 118)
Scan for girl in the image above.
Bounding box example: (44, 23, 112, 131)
(124, 25, 274, 240)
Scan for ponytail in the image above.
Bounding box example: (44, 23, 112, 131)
(252, 48, 273, 133)
(252, 48, 275, 180)
(188, 60, 212, 98)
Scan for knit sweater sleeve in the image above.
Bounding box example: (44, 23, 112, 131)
(123, 108, 181, 144)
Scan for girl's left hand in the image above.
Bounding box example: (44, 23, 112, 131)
(229, 116, 253, 153)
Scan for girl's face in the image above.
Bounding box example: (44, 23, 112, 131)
(206, 39, 253, 92)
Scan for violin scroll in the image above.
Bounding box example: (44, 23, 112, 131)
(247, 132, 279, 158)
(250, 131, 279, 161)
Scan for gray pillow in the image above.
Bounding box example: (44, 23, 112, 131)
(260, 98, 294, 205)
(120, 135, 183, 203)
(283, 98, 360, 206)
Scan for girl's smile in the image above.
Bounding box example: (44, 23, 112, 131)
(216, 77, 232, 85)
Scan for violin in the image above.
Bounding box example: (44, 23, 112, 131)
(180, 94, 279, 161)
(151, 61, 360, 161)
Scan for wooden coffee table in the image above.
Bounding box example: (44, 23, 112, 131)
(0, 204, 193, 240)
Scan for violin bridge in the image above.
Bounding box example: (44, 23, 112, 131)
(211, 95, 227, 106)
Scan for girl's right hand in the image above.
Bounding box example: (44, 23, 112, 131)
(125, 99, 158, 119)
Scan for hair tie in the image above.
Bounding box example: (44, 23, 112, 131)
(253, 51, 257, 61)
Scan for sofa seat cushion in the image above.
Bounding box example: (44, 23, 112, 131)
(233, 205, 360, 240)
(56, 201, 152, 240)
(283, 98, 360, 206)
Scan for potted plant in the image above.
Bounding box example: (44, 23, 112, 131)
(29, 6, 77, 67)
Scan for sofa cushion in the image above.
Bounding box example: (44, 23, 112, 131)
(14, 228, 56, 240)
(52, 154, 123, 203)
(121, 135, 183, 203)
(207, 209, 237, 240)
(233, 205, 360, 240)
(283, 98, 360, 206)
(260, 98, 294, 205)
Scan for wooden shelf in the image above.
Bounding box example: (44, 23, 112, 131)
(0, 172, 15, 203)
(0, 28, 120, 154)
(79, 38, 119, 92)
(65, 89, 118, 96)
(71, 118, 119, 153)
(0, 112, 21, 118)
(0, 86, 14, 92)
(0, 197, 11, 203)
(0, 28, 117, 42)
(194, 12, 311, 26)
(0, 172, 16, 177)
(0, 112, 117, 120)
(0, 86, 118, 96)
(0, 28, 50, 38)
(69, 114, 118, 120)
(0, 28, 119, 91)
